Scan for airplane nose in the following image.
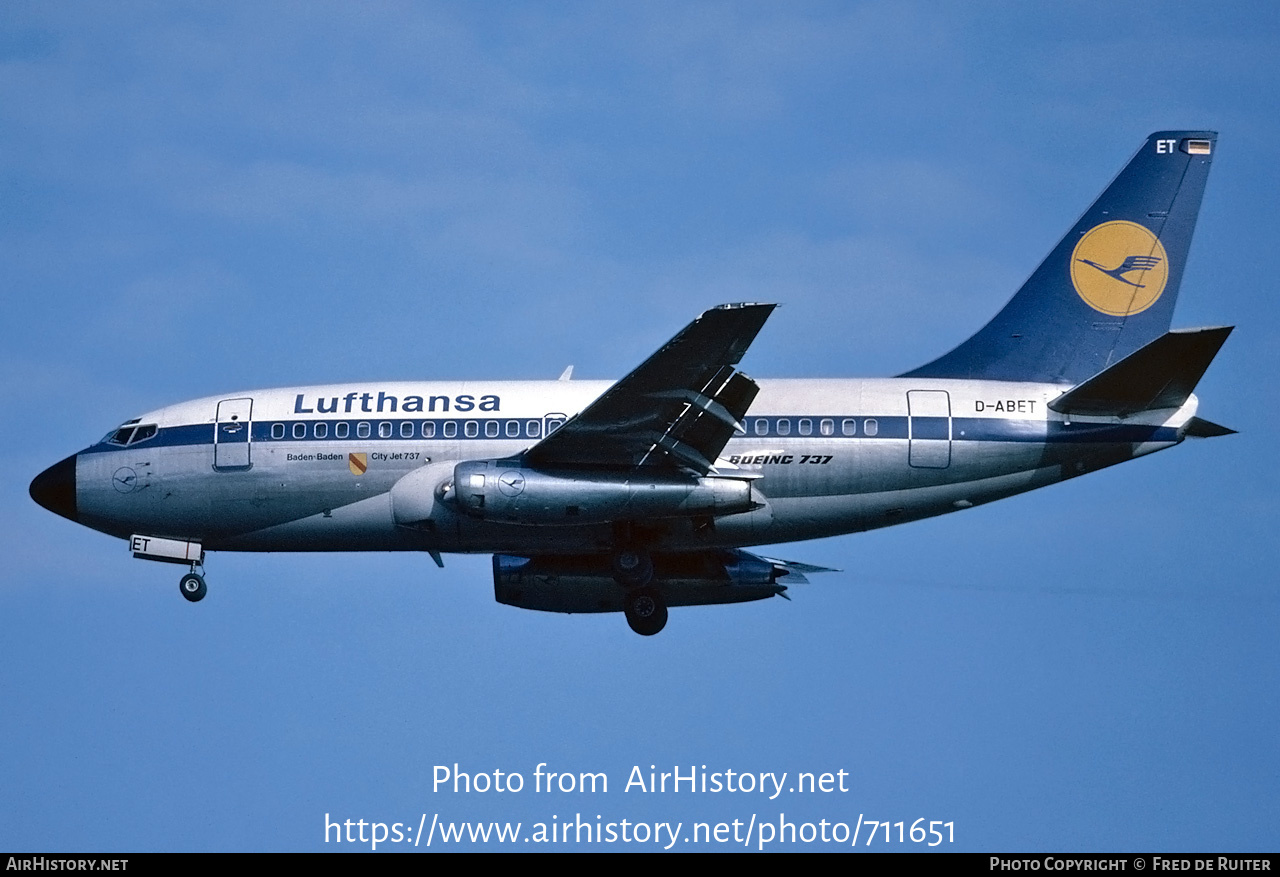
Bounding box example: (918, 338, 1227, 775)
(30, 454, 79, 523)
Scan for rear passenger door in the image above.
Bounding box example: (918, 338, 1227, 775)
(907, 390, 951, 468)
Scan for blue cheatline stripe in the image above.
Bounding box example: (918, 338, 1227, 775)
(77, 415, 1180, 455)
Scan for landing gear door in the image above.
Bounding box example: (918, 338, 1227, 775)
(907, 390, 951, 469)
(214, 397, 253, 470)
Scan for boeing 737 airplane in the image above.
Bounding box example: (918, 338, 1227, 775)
(30, 131, 1232, 635)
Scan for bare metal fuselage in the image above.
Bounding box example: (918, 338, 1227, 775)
(70, 376, 1193, 556)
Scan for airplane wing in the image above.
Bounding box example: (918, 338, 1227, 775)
(524, 303, 777, 474)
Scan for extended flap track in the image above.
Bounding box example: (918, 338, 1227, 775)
(641, 366, 759, 473)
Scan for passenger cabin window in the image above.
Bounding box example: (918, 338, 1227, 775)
(777, 418, 791, 436)
(315, 422, 328, 439)
(526, 420, 541, 438)
(464, 421, 479, 438)
(271, 423, 285, 440)
(864, 418, 878, 437)
(335, 422, 350, 439)
(754, 419, 769, 436)
(422, 422, 436, 438)
(485, 420, 499, 438)
(820, 418, 834, 436)
(443, 421, 457, 438)
(357, 422, 371, 439)
(799, 418, 812, 436)
(378, 422, 392, 438)
(505, 420, 519, 438)
(400, 421, 414, 438)
(293, 423, 307, 439)
(842, 418, 856, 436)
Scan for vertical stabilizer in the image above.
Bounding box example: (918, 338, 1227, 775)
(903, 131, 1216, 384)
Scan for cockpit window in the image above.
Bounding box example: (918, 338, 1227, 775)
(105, 422, 158, 446)
(108, 426, 136, 446)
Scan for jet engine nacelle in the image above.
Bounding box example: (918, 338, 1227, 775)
(453, 460, 759, 525)
(389, 461, 456, 525)
(493, 549, 791, 613)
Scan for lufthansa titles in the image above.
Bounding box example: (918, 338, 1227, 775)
(294, 392, 500, 415)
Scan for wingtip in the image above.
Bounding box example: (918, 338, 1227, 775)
(712, 301, 779, 311)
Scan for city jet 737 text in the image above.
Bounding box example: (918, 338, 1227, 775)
(31, 131, 1233, 635)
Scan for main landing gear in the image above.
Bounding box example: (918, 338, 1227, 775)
(612, 546, 666, 635)
(624, 586, 668, 636)
(179, 563, 207, 603)
(612, 547, 654, 587)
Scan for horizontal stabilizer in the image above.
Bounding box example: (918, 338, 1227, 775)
(1048, 326, 1232, 417)
(1182, 416, 1237, 438)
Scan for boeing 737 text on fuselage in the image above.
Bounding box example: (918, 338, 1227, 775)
(30, 132, 1233, 635)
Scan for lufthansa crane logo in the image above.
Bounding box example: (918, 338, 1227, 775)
(498, 471, 526, 497)
(112, 467, 138, 493)
(1070, 220, 1169, 316)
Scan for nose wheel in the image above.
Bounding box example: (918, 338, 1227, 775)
(179, 564, 207, 602)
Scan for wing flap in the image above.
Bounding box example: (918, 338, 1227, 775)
(642, 367, 760, 469)
(525, 303, 776, 473)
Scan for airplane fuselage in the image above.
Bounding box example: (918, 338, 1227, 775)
(69, 377, 1194, 555)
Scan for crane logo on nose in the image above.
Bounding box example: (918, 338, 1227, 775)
(112, 467, 138, 493)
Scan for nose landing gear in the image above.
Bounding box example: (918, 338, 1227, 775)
(179, 563, 207, 603)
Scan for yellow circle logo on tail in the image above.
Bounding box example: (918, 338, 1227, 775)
(1070, 220, 1169, 316)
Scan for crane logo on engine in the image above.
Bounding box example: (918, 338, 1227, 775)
(498, 471, 526, 496)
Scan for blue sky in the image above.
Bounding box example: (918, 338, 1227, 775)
(3, 2, 1277, 852)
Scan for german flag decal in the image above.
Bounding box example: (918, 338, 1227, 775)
(348, 453, 367, 476)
